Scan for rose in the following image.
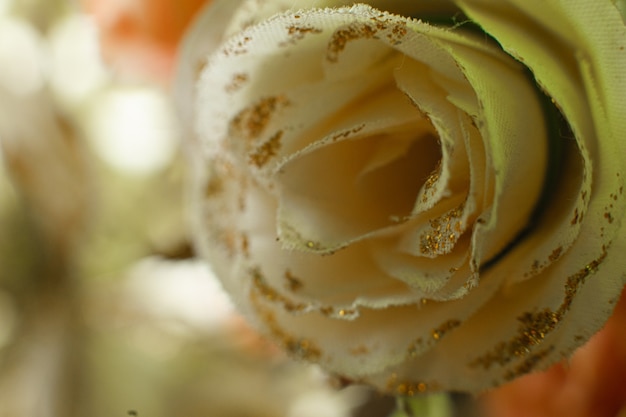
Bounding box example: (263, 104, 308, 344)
(81, 0, 208, 83)
(183, 0, 623, 389)
(180, 0, 626, 394)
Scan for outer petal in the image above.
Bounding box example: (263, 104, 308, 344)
(225, 0, 462, 37)
(455, 0, 626, 376)
(174, 0, 246, 134)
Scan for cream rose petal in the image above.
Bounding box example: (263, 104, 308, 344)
(187, 0, 626, 395)
(456, 0, 626, 273)
(174, 0, 246, 133)
(444, 0, 626, 378)
(225, 0, 462, 37)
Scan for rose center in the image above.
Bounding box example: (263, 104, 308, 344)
(277, 117, 441, 252)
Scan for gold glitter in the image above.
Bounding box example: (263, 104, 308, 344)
(548, 247, 563, 262)
(279, 222, 336, 254)
(225, 73, 249, 93)
(504, 347, 554, 381)
(251, 268, 308, 313)
(241, 234, 249, 257)
(331, 124, 366, 142)
(252, 269, 358, 319)
(287, 338, 321, 360)
(204, 157, 237, 197)
(286, 24, 323, 42)
(387, 374, 440, 397)
(388, 24, 408, 44)
(250, 292, 322, 361)
(469, 248, 608, 371)
(407, 338, 424, 357)
(284, 270, 303, 292)
(405, 319, 460, 358)
(306, 241, 317, 249)
(230, 96, 289, 140)
(469, 309, 559, 370)
(532, 259, 541, 271)
(431, 319, 461, 341)
(222, 35, 252, 56)
(327, 22, 379, 63)
(320, 306, 333, 316)
(397, 383, 411, 395)
(204, 176, 223, 197)
(249, 130, 283, 168)
(421, 162, 442, 203)
(419, 203, 465, 256)
(320, 306, 358, 319)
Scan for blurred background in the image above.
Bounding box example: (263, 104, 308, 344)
(2, 1, 623, 416)
(0, 0, 378, 415)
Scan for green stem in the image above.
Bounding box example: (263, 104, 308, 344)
(390, 394, 455, 417)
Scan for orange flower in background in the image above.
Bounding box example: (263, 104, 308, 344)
(482, 286, 626, 417)
(81, 0, 208, 83)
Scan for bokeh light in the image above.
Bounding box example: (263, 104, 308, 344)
(0, 16, 45, 97)
(86, 87, 178, 175)
(48, 14, 108, 105)
(0, 2, 368, 417)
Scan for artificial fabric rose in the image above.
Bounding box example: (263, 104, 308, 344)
(181, 0, 626, 394)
